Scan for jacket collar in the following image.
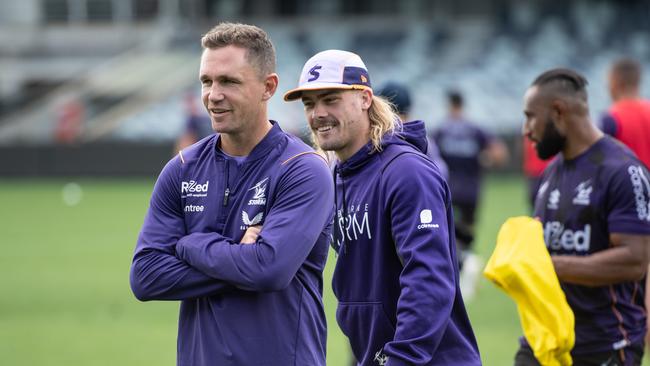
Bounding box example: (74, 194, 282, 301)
(214, 120, 285, 162)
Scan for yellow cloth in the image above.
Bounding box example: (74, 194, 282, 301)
(483, 216, 574, 366)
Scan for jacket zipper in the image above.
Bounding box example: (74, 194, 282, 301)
(223, 187, 230, 206)
(223, 160, 231, 207)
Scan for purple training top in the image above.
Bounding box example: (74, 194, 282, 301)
(533, 136, 650, 356)
(432, 118, 492, 207)
(130, 121, 333, 366)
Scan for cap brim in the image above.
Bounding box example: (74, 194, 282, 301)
(283, 83, 371, 101)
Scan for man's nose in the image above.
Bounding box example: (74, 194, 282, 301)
(311, 102, 328, 119)
(207, 85, 225, 103)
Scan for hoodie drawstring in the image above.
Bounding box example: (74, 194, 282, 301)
(332, 167, 349, 254)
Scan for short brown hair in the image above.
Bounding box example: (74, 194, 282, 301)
(611, 57, 641, 89)
(201, 22, 276, 78)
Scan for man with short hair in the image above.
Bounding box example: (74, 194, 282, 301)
(285, 49, 481, 366)
(602, 57, 650, 168)
(517, 68, 650, 366)
(376, 81, 448, 180)
(130, 23, 333, 366)
(602, 57, 650, 350)
(432, 90, 508, 298)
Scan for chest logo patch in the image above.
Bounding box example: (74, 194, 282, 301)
(242, 211, 264, 226)
(547, 189, 561, 210)
(572, 180, 592, 206)
(181, 180, 209, 198)
(247, 177, 269, 206)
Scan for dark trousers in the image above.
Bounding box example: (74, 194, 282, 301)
(453, 203, 476, 249)
(514, 343, 643, 366)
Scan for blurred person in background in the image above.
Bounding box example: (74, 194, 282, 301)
(285, 49, 481, 366)
(432, 90, 508, 298)
(54, 96, 84, 144)
(173, 90, 213, 153)
(522, 137, 551, 210)
(130, 23, 333, 366)
(377, 81, 449, 180)
(518, 68, 650, 366)
(600, 57, 650, 349)
(601, 57, 650, 168)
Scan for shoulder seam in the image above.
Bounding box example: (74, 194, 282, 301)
(281, 151, 328, 166)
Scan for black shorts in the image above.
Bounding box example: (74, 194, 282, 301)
(453, 202, 477, 251)
(453, 202, 477, 227)
(514, 343, 643, 366)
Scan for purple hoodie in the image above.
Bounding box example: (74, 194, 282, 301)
(332, 120, 481, 365)
(130, 122, 333, 366)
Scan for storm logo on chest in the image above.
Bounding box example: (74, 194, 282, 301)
(247, 177, 269, 206)
(572, 180, 592, 206)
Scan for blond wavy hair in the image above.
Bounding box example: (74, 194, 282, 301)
(367, 94, 402, 152)
(310, 93, 401, 160)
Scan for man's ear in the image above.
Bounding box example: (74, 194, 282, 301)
(360, 88, 373, 110)
(262, 73, 279, 101)
(550, 99, 569, 133)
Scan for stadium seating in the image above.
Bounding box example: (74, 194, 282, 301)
(0, 2, 648, 144)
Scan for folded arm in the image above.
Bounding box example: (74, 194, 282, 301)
(130, 157, 232, 301)
(175, 154, 333, 292)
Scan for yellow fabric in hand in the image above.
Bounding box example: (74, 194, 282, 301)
(484, 216, 574, 366)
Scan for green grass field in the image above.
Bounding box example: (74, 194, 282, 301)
(0, 175, 646, 365)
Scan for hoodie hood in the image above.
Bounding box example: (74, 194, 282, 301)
(399, 120, 429, 154)
(336, 120, 428, 176)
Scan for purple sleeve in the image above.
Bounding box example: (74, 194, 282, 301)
(175, 154, 334, 291)
(607, 163, 650, 235)
(381, 154, 456, 364)
(130, 157, 232, 301)
(600, 113, 618, 137)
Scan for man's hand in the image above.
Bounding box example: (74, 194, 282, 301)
(241, 225, 262, 244)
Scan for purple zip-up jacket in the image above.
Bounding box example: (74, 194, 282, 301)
(332, 121, 481, 366)
(130, 121, 333, 366)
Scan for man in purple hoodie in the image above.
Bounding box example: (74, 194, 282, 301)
(130, 23, 333, 366)
(285, 50, 481, 366)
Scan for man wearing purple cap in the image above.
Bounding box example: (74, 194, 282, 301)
(285, 50, 481, 366)
(130, 23, 333, 366)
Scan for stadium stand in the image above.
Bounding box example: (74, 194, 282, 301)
(0, 1, 648, 149)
